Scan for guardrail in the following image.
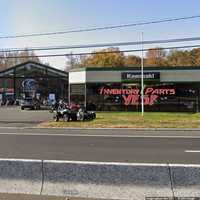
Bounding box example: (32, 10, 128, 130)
(0, 159, 199, 199)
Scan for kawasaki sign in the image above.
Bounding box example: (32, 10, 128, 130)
(122, 72, 160, 82)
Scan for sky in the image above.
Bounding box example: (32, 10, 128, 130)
(1, 0, 200, 69)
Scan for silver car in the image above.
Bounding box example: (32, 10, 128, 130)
(21, 98, 40, 110)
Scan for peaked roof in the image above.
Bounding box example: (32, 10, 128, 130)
(0, 61, 68, 76)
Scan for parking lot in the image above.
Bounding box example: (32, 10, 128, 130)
(0, 106, 52, 127)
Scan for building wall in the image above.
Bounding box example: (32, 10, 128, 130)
(86, 71, 121, 83)
(160, 70, 200, 82)
(69, 68, 200, 112)
(69, 71, 86, 84)
(0, 62, 69, 103)
(82, 69, 200, 83)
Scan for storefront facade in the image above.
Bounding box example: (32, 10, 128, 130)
(0, 61, 68, 104)
(69, 67, 200, 112)
(2, 62, 199, 112)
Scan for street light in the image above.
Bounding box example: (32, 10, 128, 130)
(141, 32, 144, 116)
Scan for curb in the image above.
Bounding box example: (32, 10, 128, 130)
(1, 159, 200, 199)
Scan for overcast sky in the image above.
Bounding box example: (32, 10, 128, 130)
(1, 0, 200, 69)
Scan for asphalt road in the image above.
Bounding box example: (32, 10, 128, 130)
(0, 107, 52, 127)
(0, 127, 200, 164)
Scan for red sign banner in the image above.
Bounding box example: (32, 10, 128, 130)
(0, 88, 14, 93)
(99, 87, 176, 106)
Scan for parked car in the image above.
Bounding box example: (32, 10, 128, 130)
(21, 98, 41, 110)
(14, 98, 23, 106)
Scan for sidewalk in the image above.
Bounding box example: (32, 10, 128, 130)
(0, 193, 99, 200)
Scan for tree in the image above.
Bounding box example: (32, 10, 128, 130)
(167, 50, 192, 66)
(83, 47, 125, 67)
(0, 49, 41, 71)
(190, 48, 200, 66)
(145, 48, 167, 66)
(16, 49, 40, 64)
(65, 47, 200, 69)
(65, 53, 88, 71)
(124, 55, 141, 67)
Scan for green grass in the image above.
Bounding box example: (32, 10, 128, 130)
(40, 112, 200, 128)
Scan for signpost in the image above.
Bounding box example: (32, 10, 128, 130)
(141, 32, 144, 116)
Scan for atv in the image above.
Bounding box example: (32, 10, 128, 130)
(53, 105, 96, 122)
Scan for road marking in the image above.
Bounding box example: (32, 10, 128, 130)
(0, 158, 199, 167)
(0, 158, 41, 162)
(0, 132, 200, 139)
(185, 150, 200, 153)
(1, 126, 200, 131)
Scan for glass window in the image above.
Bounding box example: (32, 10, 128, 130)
(86, 83, 122, 111)
(70, 84, 85, 105)
(86, 82, 198, 112)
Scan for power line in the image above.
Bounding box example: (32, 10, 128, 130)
(2, 36, 200, 53)
(1, 14, 200, 39)
(1, 44, 200, 59)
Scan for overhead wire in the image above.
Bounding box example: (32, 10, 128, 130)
(1, 44, 200, 59)
(0, 14, 200, 39)
(1, 36, 200, 53)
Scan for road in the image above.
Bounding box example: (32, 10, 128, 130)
(0, 107, 52, 127)
(0, 127, 200, 164)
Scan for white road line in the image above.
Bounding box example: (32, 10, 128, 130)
(185, 150, 200, 153)
(0, 158, 199, 167)
(0, 158, 41, 162)
(0, 132, 199, 138)
(1, 126, 200, 131)
(44, 160, 168, 166)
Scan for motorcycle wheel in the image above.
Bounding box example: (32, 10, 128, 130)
(55, 115, 59, 122)
(71, 114, 77, 121)
(63, 114, 69, 122)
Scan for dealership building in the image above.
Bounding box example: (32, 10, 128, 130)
(69, 66, 200, 112)
(0, 61, 200, 112)
(0, 61, 68, 103)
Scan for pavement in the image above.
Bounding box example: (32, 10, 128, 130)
(0, 194, 64, 200)
(0, 127, 199, 164)
(2, 107, 200, 199)
(0, 194, 96, 200)
(0, 107, 200, 164)
(0, 106, 52, 127)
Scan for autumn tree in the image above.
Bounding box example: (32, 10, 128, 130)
(145, 48, 167, 66)
(167, 50, 193, 66)
(65, 47, 200, 69)
(124, 55, 141, 67)
(82, 47, 125, 67)
(189, 48, 200, 66)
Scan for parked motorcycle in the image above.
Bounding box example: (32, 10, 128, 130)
(77, 107, 96, 121)
(53, 104, 96, 122)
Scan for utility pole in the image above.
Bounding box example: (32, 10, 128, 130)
(141, 32, 144, 116)
(70, 52, 73, 69)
